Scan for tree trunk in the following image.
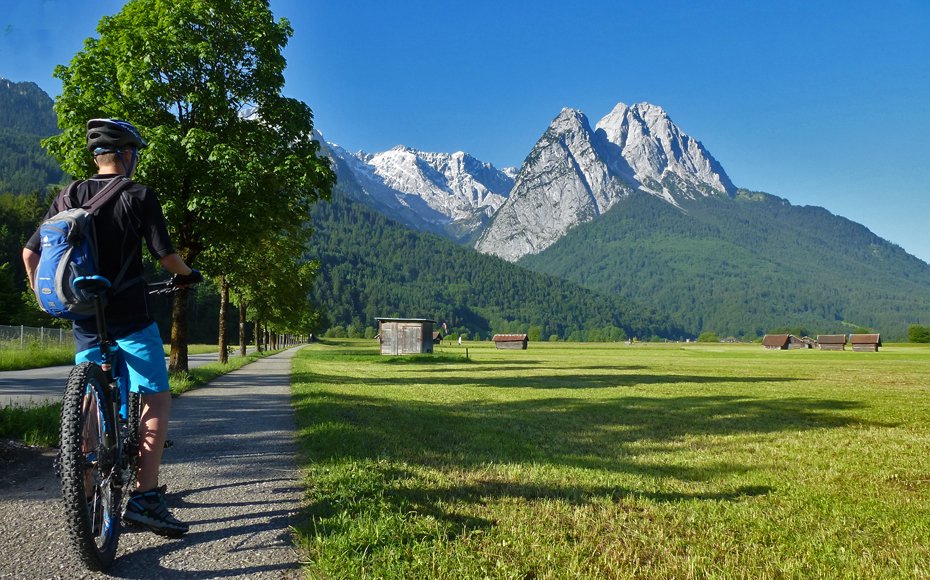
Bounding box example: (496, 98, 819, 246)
(218, 274, 228, 365)
(239, 301, 247, 357)
(169, 288, 190, 373)
(254, 317, 262, 352)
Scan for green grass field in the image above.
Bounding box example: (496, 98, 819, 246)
(291, 340, 930, 579)
(0, 344, 74, 371)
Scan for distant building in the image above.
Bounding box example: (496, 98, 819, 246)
(432, 331, 443, 345)
(786, 335, 814, 349)
(799, 336, 818, 349)
(764, 334, 821, 349)
(762, 334, 790, 350)
(817, 335, 847, 351)
(493, 334, 528, 350)
(850, 334, 882, 352)
(375, 318, 436, 355)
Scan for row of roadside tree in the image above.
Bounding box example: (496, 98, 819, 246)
(38, 0, 334, 371)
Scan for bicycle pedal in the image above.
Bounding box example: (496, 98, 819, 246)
(164, 439, 174, 449)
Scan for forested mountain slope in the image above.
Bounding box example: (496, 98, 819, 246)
(304, 187, 690, 341)
(519, 190, 930, 340)
(0, 79, 67, 195)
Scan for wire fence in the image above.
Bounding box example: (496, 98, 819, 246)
(0, 325, 75, 350)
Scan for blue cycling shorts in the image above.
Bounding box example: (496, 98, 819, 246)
(74, 321, 170, 395)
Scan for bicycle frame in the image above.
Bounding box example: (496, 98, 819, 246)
(73, 276, 127, 484)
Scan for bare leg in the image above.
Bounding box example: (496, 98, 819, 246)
(136, 390, 171, 491)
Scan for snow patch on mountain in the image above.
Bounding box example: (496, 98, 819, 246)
(316, 131, 514, 240)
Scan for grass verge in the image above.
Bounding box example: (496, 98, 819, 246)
(291, 340, 930, 579)
(0, 401, 61, 447)
(163, 343, 243, 356)
(0, 345, 74, 371)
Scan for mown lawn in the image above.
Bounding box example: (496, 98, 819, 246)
(291, 340, 930, 579)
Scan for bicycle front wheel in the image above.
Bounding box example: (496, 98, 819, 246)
(60, 361, 122, 571)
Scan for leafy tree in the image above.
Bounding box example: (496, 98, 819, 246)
(549, 334, 560, 342)
(325, 326, 346, 339)
(527, 326, 542, 342)
(609, 326, 627, 342)
(697, 332, 719, 343)
(908, 324, 930, 343)
(44, 0, 334, 371)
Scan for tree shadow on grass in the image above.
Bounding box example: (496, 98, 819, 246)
(294, 369, 798, 390)
(293, 382, 888, 546)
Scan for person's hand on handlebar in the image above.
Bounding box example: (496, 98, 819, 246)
(173, 269, 203, 288)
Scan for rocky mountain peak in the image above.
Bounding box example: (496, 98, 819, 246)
(475, 102, 736, 261)
(595, 102, 735, 200)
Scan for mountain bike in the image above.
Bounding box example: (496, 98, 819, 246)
(57, 275, 186, 571)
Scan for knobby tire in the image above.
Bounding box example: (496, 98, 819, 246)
(59, 361, 121, 571)
(125, 390, 142, 490)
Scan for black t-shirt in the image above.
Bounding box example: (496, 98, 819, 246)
(26, 174, 176, 325)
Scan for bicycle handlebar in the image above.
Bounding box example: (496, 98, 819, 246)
(147, 278, 201, 295)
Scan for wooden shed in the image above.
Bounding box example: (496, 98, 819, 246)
(762, 334, 790, 350)
(432, 332, 443, 345)
(376, 318, 436, 355)
(817, 335, 847, 351)
(850, 334, 882, 352)
(493, 334, 528, 350)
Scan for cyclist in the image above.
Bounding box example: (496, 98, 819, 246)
(22, 119, 201, 537)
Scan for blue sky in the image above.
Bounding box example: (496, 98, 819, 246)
(3, 0, 929, 262)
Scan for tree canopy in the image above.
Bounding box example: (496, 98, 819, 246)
(43, 0, 334, 369)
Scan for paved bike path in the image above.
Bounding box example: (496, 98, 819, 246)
(0, 347, 306, 580)
(0, 349, 258, 407)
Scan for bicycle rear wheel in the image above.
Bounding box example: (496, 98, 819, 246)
(60, 361, 122, 571)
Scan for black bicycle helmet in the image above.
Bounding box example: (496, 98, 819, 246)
(86, 119, 148, 154)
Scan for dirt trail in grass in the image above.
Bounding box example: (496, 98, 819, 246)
(0, 347, 305, 580)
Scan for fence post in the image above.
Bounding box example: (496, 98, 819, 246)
(41, 326, 44, 347)
(21, 325, 24, 348)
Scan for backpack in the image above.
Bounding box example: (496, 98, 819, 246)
(33, 177, 137, 319)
